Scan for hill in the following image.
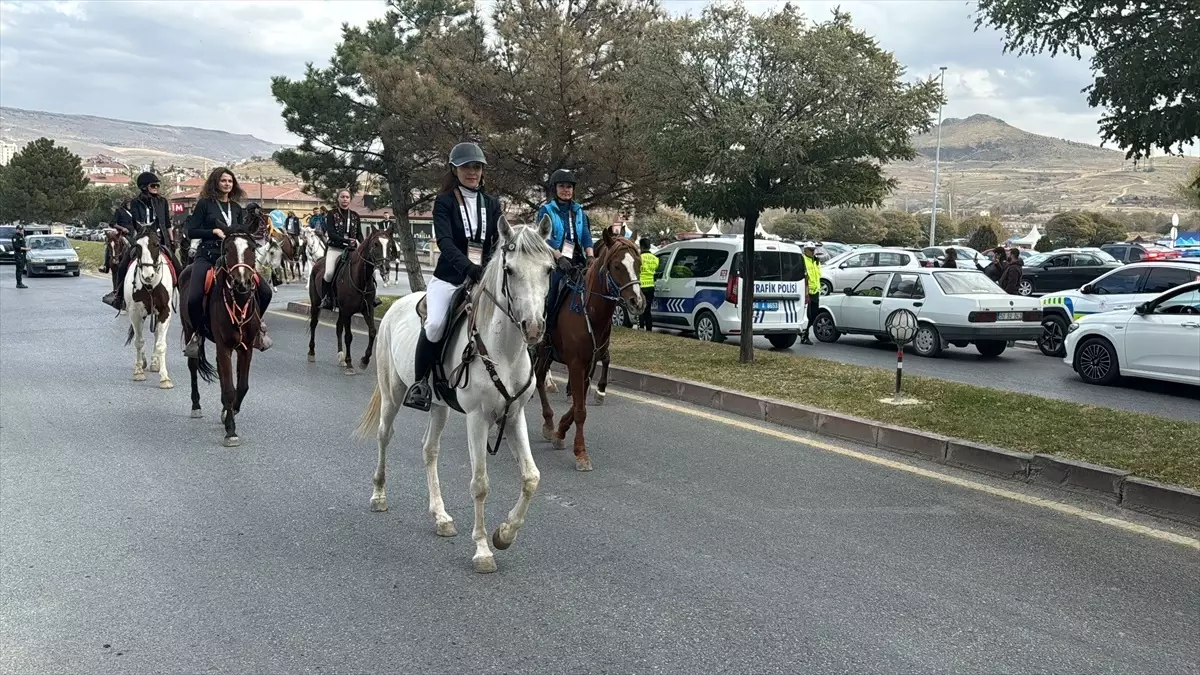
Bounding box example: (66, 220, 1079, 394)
(0, 106, 284, 168)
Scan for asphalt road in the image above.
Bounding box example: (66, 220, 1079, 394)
(2, 275, 1198, 674)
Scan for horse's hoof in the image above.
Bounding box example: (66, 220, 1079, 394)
(542, 425, 555, 442)
(307, 354, 315, 363)
(336, 351, 345, 363)
(190, 409, 202, 418)
(552, 435, 566, 450)
(133, 372, 146, 381)
(575, 457, 593, 472)
(343, 367, 357, 376)
(472, 555, 497, 574)
(370, 496, 388, 512)
(159, 379, 174, 389)
(593, 390, 606, 405)
(149, 364, 160, 373)
(223, 436, 241, 448)
(360, 358, 370, 369)
(491, 525, 513, 551)
(435, 521, 458, 537)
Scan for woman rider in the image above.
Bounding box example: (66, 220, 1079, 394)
(402, 142, 501, 412)
(319, 189, 366, 310)
(538, 168, 594, 335)
(183, 167, 273, 358)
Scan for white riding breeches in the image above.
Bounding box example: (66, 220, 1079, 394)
(424, 277, 461, 342)
(323, 246, 345, 283)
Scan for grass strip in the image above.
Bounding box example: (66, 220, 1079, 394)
(607, 328, 1200, 490)
(73, 241, 105, 272)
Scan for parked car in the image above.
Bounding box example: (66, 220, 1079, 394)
(921, 245, 987, 269)
(648, 237, 808, 348)
(1017, 248, 1122, 296)
(819, 247, 924, 296)
(813, 268, 1043, 358)
(1100, 242, 1181, 263)
(1064, 280, 1200, 387)
(0, 225, 17, 264)
(23, 234, 81, 276)
(1036, 260, 1200, 357)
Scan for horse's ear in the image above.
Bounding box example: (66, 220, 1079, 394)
(498, 214, 513, 238)
(537, 213, 552, 239)
(601, 225, 616, 248)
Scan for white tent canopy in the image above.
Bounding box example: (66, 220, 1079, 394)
(1009, 225, 1042, 247)
(706, 223, 722, 235)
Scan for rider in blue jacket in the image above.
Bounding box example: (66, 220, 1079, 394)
(539, 169, 594, 334)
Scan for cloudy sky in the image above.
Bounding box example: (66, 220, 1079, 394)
(0, 0, 1124, 149)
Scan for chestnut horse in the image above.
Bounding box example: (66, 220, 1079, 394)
(307, 229, 392, 373)
(103, 229, 129, 295)
(178, 232, 262, 447)
(533, 230, 644, 471)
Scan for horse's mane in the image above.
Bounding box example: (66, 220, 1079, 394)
(588, 235, 638, 285)
(474, 222, 554, 329)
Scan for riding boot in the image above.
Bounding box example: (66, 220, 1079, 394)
(104, 256, 130, 310)
(321, 279, 335, 310)
(401, 329, 437, 411)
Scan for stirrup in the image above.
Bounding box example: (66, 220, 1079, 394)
(402, 380, 433, 412)
(184, 336, 200, 359)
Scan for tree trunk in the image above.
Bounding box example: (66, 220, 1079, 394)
(387, 181, 428, 293)
(739, 211, 760, 364)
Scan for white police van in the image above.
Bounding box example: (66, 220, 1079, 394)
(648, 235, 808, 348)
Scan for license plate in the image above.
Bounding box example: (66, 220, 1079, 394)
(754, 301, 779, 311)
(48, 265, 65, 271)
(997, 311, 1022, 321)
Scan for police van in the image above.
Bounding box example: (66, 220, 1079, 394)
(645, 235, 808, 348)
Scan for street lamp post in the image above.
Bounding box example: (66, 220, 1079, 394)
(929, 66, 947, 247)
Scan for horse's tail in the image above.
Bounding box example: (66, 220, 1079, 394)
(353, 385, 382, 441)
(195, 341, 217, 384)
(125, 324, 134, 346)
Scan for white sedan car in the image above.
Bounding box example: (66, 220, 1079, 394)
(1063, 280, 1200, 386)
(813, 268, 1043, 357)
(819, 247, 924, 296)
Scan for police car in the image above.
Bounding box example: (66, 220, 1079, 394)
(1036, 260, 1200, 357)
(648, 235, 808, 348)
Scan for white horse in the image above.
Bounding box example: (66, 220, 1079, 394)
(354, 215, 555, 574)
(123, 229, 175, 389)
(301, 227, 326, 276)
(255, 237, 284, 291)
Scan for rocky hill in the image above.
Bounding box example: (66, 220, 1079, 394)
(909, 114, 1123, 166)
(0, 106, 284, 168)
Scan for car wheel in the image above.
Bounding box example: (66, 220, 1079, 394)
(694, 311, 725, 343)
(813, 311, 840, 343)
(1038, 314, 1068, 357)
(1075, 337, 1119, 385)
(1018, 279, 1034, 296)
(611, 304, 626, 327)
(819, 279, 832, 296)
(72, 270, 80, 277)
(767, 334, 797, 349)
(912, 324, 943, 357)
(975, 340, 1007, 358)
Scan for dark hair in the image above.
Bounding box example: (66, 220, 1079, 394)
(1008, 248, 1021, 259)
(439, 168, 485, 195)
(993, 246, 1005, 257)
(199, 167, 244, 202)
(639, 238, 651, 251)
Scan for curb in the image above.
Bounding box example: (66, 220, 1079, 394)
(598, 365, 1200, 528)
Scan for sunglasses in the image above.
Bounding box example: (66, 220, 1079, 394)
(149, 183, 160, 189)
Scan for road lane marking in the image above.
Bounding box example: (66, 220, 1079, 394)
(270, 307, 1199, 549)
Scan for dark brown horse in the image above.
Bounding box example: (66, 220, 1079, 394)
(534, 230, 644, 471)
(178, 232, 262, 447)
(103, 229, 129, 295)
(307, 229, 393, 373)
(273, 230, 300, 283)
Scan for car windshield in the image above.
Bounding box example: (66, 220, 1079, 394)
(733, 250, 805, 281)
(1026, 253, 1050, 266)
(0, 226, 15, 239)
(28, 236, 70, 250)
(934, 270, 1003, 294)
(1091, 249, 1119, 263)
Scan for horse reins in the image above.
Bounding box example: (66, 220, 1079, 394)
(221, 243, 262, 352)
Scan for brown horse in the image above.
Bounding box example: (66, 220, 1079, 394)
(534, 230, 644, 471)
(178, 232, 262, 447)
(103, 229, 129, 295)
(272, 230, 300, 283)
(307, 229, 393, 373)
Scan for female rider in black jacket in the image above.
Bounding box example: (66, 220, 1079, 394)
(184, 167, 273, 357)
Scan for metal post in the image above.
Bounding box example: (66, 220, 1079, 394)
(894, 346, 903, 400)
(929, 66, 947, 247)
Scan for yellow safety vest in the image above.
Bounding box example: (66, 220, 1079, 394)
(803, 255, 821, 295)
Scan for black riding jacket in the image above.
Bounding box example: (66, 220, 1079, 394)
(188, 198, 245, 263)
(325, 208, 361, 249)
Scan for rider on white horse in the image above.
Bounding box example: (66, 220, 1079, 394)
(103, 172, 182, 310)
(402, 141, 500, 411)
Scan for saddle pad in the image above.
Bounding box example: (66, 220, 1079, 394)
(204, 268, 216, 295)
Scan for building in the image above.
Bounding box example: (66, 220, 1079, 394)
(84, 155, 126, 175)
(0, 141, 17, 166)
(86, 173, 130, 188)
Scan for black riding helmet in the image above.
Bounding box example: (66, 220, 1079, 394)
(448, 142, 487, 167)
(549, 168, 577, 187)
(136, 171, 160, 190)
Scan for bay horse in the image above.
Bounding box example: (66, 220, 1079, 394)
(533, 230, 643, 471)
(354, 215, 555, 574)
(122, 228, 175, 389)
(306, 229, 392, 373)
(103, 229, 129, 296)
(272, 229, 300, 283)
(178, 232, 262, 447)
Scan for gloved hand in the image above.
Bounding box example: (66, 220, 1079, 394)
(466, 263, 483, 282)
(555, 256, 573, 273)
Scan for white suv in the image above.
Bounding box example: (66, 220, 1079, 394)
(649, 236, 808, 349)
(1037, 260, 1200, 357)
(1064, 280, 1200, 386)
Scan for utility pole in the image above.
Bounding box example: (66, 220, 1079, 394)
(929, 66, 947, 246)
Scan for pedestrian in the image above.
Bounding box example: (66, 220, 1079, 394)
(942, 247, 959, 269)
(976, 246, 1006, 282)
(538, 168, 594, 336)
(637, 237, 659, 330)
(401, 141, 502, 412)
(999, 247, 1023, 295)
(183, 167, 273, 357)
(798, 241, 822, 345)
(11, 223, 29, 289)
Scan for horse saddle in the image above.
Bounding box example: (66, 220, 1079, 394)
(415, 284, 473, 414)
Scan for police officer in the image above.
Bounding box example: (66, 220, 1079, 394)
(12, 223, 29, 289)
(799, 242, 822, 345)
(538, 168, 594, 335)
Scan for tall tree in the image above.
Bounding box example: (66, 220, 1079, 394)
(444, 0, 664, 214)
(959, 215, 1005, 250)
(827, 208, 887, 245)
(0, 138, 89, 224)
(629, 4, 941, 362)
(1175, 164, 1200, 210)
(878, 210, 922, 246)
(271, 0, 480, 291)
(769, 211, 831, 241)
(1044, 212, 1096, 246)
(976, 0, 1200, 161)
(632, 207, 693, 239)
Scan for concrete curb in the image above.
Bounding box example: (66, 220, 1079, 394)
(597, 364, 1200, 528)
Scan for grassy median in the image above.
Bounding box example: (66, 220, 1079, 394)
(73, 240, 105, 272)
(607, 328, 1200, 490)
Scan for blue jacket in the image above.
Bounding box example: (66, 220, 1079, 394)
(538, 201, 593, 253)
